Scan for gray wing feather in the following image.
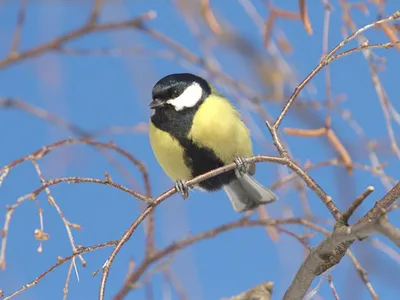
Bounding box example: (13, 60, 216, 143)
(223, 174, 277, 213)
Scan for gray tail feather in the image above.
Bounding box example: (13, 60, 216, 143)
(223, 174, 277, 213)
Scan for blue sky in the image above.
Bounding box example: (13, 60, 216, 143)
(0, 1, 399, 299)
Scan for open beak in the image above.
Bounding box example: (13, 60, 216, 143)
(149, 99, 164, 109)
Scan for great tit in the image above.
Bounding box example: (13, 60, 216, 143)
(148, 73, 277, 212)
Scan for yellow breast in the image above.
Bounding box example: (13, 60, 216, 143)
(189, 95, 253, 164)
(149, 121, 192, 181)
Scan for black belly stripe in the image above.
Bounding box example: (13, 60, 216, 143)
(178, 137, 237, 191)
(151, 103, 237, 191)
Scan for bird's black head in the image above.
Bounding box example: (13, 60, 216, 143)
(150, 73, 211, 111)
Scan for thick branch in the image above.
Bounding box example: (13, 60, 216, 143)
(283, 182, 400, 300)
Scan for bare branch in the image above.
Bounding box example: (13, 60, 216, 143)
(299, 0, 313, 35)
(0, 175, 150, 269)
(9, 0, 29, 55)
(2, 4, 400, 300)
(31, 160, 86, 266)
(345, 251, 379, 299)
(0, 137, 150, 194)
(327, 275, 340, 300)
(267, 121, 342, 220)
(272, 9, 400, 129)
(88, 0, 104, 25)
(33, 176, 151, 203)
(341, 5, 400, 159)
(341, 186, 375, 223)
(283, 183, 400, 300)
(375, 217, 400, 247)
(113, 217, 312, 299)
(0, 11, 157, 69)
(3, 241, 117, 300)
(63, 260, 75, 300)
(0, 98, 90, 137)
(5, 216, 312, 300)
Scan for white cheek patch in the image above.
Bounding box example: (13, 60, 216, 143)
(167, 82, 203, 111)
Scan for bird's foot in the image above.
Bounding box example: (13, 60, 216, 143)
(234, 156, 249, 177)
(175, 180, 189, 199)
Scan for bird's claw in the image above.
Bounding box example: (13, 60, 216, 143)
(234, 156, 249, 177)
(175, 180, 189, 199)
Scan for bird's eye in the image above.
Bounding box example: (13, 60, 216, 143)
(171, 89, 180, 98)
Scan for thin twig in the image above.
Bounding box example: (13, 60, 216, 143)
(88, 0, 104, 24)
(9, 0, 29, 55)
(31, 160, 86, 267)
(0, 193, 33, 269)
(340, 6, 400, 159)
(3, 241, 117, 300)
(162, 269, 189, 300)
(375, 217, 400, 247)
(32, 177, 151, 203)
(345, 251, 379, 299)
(63, 260, 74, 300)
(341, 186, 375, 223)
(113, 217, 318, 299)
(0, 11, 157, 69)
(327, 275, 340, 300)
(0, 175, 149, 269)
(0, 137, 150, 195)
(273, 9, 400, 129)
(299, 0, 313, 34)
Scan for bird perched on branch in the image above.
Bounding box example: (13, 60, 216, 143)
(148, 73, 277, 212)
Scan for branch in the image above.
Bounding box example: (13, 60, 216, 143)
(5, 198, 382, 300)
(113, 216, 308, 299)
(264, 9, 400, 222)
(375, 217, 400, 247)
(3, 240, 117, 300)
(5, 216, 314, 300)
(0, 138, 152, 269)
(3, 6, 400, 300)
(283, 183, 400, 300)
(9, 0, 28, 54)
(101, 155, 286, 299)
(88, 0, 104, 25)
(267, 121, 341, 220)
(100, 143, 398, 299)
(0, 138, 151, 197)
(0, 11, 156, 69)
(0, 97, 148, 139)
(341, 5, 400, 159)
(0, 175, 149, 270)
(271, 4, 400, 129)
(0, 98, 90, 137)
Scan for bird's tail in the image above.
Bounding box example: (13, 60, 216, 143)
(223, 174, 277, 213)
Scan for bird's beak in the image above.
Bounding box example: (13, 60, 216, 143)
(149, 99, 164, 109)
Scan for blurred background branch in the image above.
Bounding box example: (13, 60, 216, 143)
(0, 1, 399, 299)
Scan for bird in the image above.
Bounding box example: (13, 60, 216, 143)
(148, 73, 277, 212)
